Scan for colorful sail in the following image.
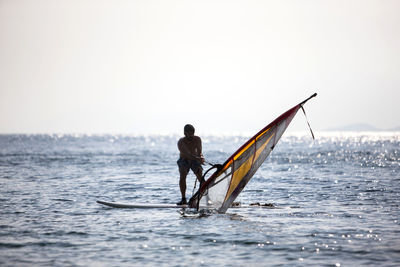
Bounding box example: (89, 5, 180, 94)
(189, 93, 317, 213)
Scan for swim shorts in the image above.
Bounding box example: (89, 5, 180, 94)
(177, 158, 203, 174)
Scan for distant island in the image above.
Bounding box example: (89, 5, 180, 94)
(325, 123, 400, 132)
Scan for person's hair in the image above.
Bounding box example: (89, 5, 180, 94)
(184, 124, 195, 135)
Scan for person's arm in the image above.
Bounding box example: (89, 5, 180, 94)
(197, 137, 205, 164)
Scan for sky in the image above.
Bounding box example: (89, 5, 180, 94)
(1, 0, 399, 135)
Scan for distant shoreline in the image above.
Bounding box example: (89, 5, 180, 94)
(0, 131, 399, 138)
(324, 123, 400, 132)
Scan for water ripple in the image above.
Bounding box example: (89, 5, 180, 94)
(0, 133, 399, 266)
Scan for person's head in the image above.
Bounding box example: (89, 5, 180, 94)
(184, 124, 195, 138)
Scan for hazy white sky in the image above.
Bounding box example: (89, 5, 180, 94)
(1, 0, 399, 134)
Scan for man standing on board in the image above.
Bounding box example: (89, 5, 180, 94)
(177, 124, 205, 205)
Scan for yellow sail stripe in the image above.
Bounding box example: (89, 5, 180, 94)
(253, 133, 274, 162)
(219, 127, 272, 175)
(233, 140, 255, 161)
(256, 127, 271, 141)
(232, 127, 271, 161)
(221, 159, 233, 173)
(224, 133, 275, 201)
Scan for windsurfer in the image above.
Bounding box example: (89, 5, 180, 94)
(176, 124, 205, 205)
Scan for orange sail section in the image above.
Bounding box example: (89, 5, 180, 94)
(189, 93, 317, 213)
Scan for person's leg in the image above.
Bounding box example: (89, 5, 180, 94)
(178, 167, 189, 204)
(194, 168, 205, 186)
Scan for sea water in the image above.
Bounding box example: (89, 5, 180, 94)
(0, 133, 399, 266)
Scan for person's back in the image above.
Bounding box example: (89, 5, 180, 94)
(178, 135, 202, 160)
(176, 124, 205, 205)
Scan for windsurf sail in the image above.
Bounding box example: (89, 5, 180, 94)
(189, 93, 317, 213)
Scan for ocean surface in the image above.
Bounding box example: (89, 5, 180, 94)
(0, 132, 399, 266)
